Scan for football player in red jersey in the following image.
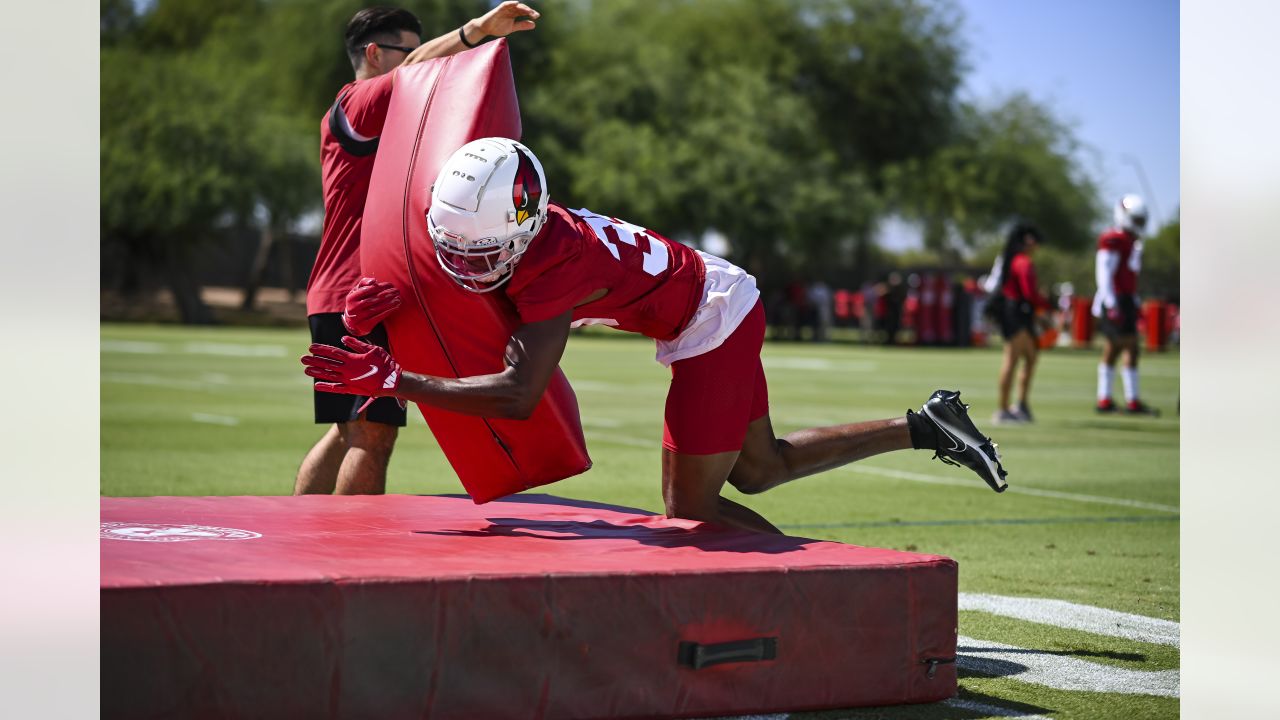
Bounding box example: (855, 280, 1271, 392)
(1092, 195, 1158, 415)
(302, 139, 1009, 533)
(297, 4, 541, 497)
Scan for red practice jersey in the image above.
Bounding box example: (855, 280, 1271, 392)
(1097, 228, 1139, 295)
(505, 204, 706, 341)
(307, 72, 397, 315)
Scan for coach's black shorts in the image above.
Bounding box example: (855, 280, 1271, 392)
(308, 313, 408, 427)
(999, 299, 1037, 341)
(1098, 294, 1139, 340)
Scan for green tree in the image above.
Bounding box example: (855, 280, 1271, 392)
(887, 92, 1101, 259)
(1142, 215, 1179, 301)
(518, 0, 966, 283)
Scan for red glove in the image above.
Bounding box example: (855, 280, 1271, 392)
(301, 336, 402, 398)
(341, 277, 402, 336)
(1106, 304, 1123, 323)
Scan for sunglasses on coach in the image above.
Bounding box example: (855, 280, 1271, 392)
(363, 42, 419, 54)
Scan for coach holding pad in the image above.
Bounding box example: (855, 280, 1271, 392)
(296, 3, 541, 496)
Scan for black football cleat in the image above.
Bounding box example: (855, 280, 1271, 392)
(915, 390, 1009, 492)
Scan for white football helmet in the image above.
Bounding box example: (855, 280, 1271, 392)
(426, 137, 549, 292)
(1113, 194, 1149, 235)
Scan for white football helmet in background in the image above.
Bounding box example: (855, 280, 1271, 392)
(427, 137, 550, 292)
(1113, 194, 1149, 235)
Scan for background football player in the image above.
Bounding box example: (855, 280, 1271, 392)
(1092, 194, 1158, 415)
(302, 138, 1009, 533)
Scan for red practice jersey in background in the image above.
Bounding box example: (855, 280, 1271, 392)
(307, 72, 397, 315)
(1097, 228, 1139, 295)
(506, 204, 706, 341)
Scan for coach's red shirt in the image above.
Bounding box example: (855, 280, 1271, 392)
(306, 71, 397, 315)
(1097, 228, 1139, 295)
(505, 204, 706, 341)
(1001, 253, 1050, 311)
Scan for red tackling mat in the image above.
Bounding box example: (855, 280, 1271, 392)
(101, 494, 958, 719)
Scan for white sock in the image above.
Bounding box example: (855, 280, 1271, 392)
(1122, 366, 1139, 403)
(1097, 363, 1114, 402)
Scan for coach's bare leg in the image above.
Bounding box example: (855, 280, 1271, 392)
(334, 417, 397, 495)
(294, 424, 345, 494)
(662, 450, 781, 534)
(996, 340, 1018, 412)
(1013, 331, 1039, 408)
(727, 414, 912, 497)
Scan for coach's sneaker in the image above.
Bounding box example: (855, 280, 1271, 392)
(991, 408, 1021, 425)
(1014, 402, 1034, 423)
(907, 390, 1009, 492)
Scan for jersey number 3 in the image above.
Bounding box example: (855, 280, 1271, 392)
(575, 209, 670, 276)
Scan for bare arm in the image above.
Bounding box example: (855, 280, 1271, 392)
(402, 1, 540, 68)
(391, 309, 571, 419)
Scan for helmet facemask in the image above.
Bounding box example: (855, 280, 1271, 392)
(428, 215, 535, 293)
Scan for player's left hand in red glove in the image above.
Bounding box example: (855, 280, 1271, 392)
(301, 336, 403, 399)
(341, 277, 402, 337)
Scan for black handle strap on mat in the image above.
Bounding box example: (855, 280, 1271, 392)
(678, 638, 777, 670)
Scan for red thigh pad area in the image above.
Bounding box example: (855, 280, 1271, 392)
(663, 301, 769, 454)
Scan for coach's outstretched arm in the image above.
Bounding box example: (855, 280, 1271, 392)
(401, 1, 539, 67)
(301, 310, 572, 420)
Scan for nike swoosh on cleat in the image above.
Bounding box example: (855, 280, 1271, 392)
(352, 365, 379, 381)
(935, 423, 966, 452)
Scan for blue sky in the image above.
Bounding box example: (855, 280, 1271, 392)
(956, 0, 1180, 229)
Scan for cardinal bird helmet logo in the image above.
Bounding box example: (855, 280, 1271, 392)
(512, 146, 543, 228)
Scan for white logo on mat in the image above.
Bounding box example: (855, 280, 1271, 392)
(100, 522, 262, 542)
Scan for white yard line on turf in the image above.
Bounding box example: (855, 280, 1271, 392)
(959, 594, 1179, 647)
(841, 465, 1179, 513)
(957, 635, 1179, 697)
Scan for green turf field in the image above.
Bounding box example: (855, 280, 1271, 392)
(101, 322, 1179, 719)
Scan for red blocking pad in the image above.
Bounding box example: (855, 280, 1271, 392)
(360, 40, 591, 503)
(101, 495, 958, 719)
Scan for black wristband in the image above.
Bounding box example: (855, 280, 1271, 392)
(459, 26, 480, 48)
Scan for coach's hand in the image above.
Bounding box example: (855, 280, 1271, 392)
(302, 336, 402, 398)
(1106, 304, 1123, 324)
(472, 1, 540, 38)
(341, 277, 402, 336)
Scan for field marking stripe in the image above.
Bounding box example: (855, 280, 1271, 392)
(191, 413, 239, 427)
(942, 698, 1051, 719)
(959, 593, 1179, 647)
(957, 635, 1180, 697)
(780, 515, 1178, 530)
(841, 465, 1179, 513)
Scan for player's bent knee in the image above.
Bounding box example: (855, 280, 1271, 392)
(727, 459, 783, 496)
